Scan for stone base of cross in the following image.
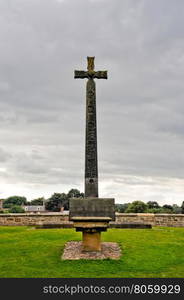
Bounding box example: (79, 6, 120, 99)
(69, 198, 115, 251)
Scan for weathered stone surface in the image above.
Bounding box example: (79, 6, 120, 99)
(0, 213, 71, 226)
(69, 198, 115, 221)
(82, 230, 101, 251)
(85, 78, 98, 197)
(1, 213, 184, 227)
(74, 70, 107, 80)
(62, 241, 121, 260)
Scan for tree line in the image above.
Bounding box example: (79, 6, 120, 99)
(115, 201, 184, 214)
(0, 189, 84, 213)
(0, 191, 184, 214)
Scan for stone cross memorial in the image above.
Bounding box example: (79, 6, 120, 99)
(69, 57, 115, 252)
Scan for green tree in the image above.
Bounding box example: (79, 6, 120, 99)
(181, 201, 184, 214)
(45, 189, 84, 211)
(125, 201, 147, 213)
(29, 197, 45, 206)
(162, 204, 173, 213)
(45, 193, 68, 212)
(9, 205, 25, 213)
(147, 201, 160, 209)
(67, 189, 84, 199)
(115, 203, 129, 213)
(3, 196, 27, 208)
(172, 204, 182, 214)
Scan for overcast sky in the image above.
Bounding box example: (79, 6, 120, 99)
(0, 0, 184, 205)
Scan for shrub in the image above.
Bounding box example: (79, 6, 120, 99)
(8, 205, 25, 213)
(125, 201, 148, 213)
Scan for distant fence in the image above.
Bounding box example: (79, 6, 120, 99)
(0, 213, 183, 227)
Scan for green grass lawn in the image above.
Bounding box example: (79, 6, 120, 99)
(0, 226, 183, 278)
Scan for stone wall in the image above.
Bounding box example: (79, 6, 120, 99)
(0, 213, 184, 227)
(0, 213, 70, 226)
(114, 213, 184, 227)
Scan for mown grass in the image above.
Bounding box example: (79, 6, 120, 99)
(0, 226, 183, 278)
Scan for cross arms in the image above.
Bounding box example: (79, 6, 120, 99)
(74, 70, 107, 79)
(74, 70, 88, 79)
(94, 71, 107, 79)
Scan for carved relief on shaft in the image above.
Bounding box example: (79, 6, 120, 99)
(85, 78, 98, 197)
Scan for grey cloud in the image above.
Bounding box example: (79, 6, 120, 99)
(0, 0, 184, 203)
(0, 148, 12, 162)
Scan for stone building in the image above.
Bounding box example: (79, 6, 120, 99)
(22, 205, 46, 214)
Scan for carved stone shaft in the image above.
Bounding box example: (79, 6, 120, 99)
(85, 78, 98, 197)
(74, 57, 107, 198)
